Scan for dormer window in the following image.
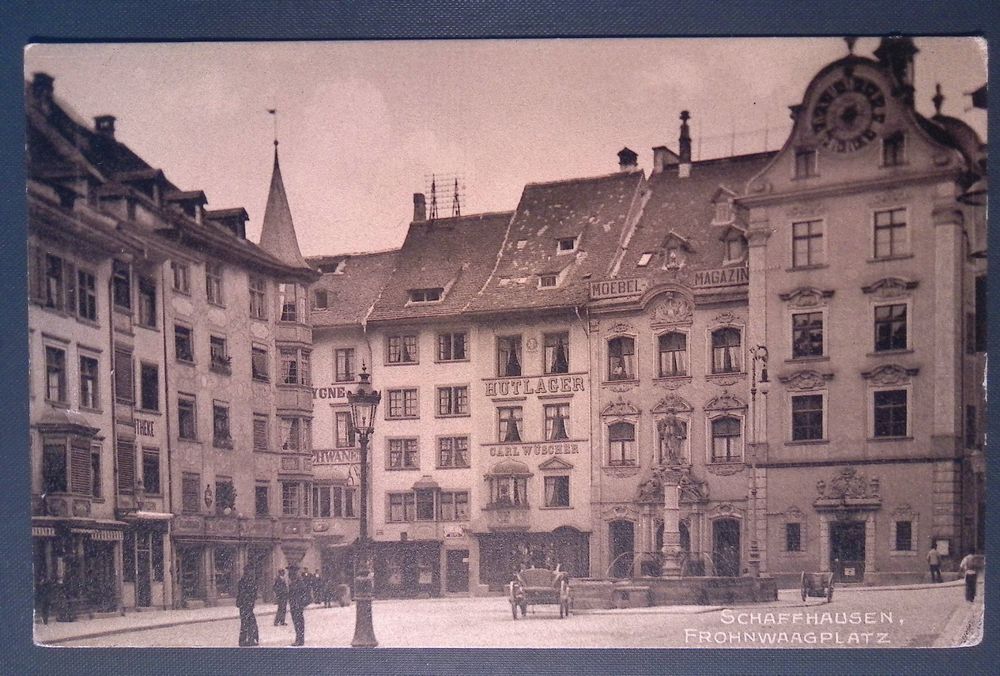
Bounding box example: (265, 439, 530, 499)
(882, 132, 905, 167)
(538, 274, 558, 289)
(408, 288, 443, 304)
(557, 237, 578, 254)
(714, 200, 734, 224)
(722, 230, 747, 264)
(637, 252, 654, 267)
(794, 148, 818, 179)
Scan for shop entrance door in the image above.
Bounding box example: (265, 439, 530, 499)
(830, 520, 865, 582)
(712, 518, 741, 577)
(609, 521, 634, 579)
(446, 550, 469, 593)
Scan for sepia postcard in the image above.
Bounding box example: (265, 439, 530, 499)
(23, 36, 986, 652)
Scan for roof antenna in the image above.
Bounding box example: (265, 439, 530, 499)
(267, 108, 279, 147)
(932, 83, 945, 116)
(452, 178, 462, 217)
(845, 36, 858, 55)
(429, 174, 439, 220)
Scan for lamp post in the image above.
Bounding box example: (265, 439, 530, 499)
(748, 345, 769, 577)
(347, 364, 381, 648)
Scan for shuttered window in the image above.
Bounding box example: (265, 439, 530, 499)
(114, 348, 134, 405)
(117, 440, 136, 493)
(70, 441, 92, 494)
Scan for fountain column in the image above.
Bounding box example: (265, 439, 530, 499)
(660, 467, 683, 577)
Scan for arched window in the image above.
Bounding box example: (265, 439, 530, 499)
(658, 332, 687, 377)
(711, 328, 742, 374)
(608, 336, 635, 380)
(711, 417, 742, 463)
(608, 422, 636, 466)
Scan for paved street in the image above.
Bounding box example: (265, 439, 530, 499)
(37, 579, 982, 649)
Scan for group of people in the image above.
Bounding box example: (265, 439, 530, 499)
(235, 566, 348, 647)
(926, 545, 983, 603)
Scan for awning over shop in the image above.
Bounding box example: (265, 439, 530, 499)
(70, 528, 123, 541)
(32, 526, 56, 537)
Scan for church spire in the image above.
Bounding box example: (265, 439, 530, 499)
(258, 141, 308, 269)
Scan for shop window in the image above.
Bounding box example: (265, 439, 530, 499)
(873, 208, 908, 258)
(387, 389, 419, 419)
(79, 355, 100, 410)
(249, 276, 267, 319)
(497, 406, 523, 443)
(138, 276, 157, 327)
(791, 394, 824, 441)
(171, 261, 190, 294)
(388, 438, 419, 469)
(792, 219, 824, 267)
(544, 332, 570, 374)
(251, 345, 269, 381)
(387, 334, 418, 364)
(181, 472, 200, 514)
(608, 422, 636, 466)
(437, 385, 469, 416)
(342, 487, 356, 517)
(785, 523, 802, 552)
(140, 363, 159, 411)
(438, 436, 469, 468)
(658, 332, 688, 377)
(496, 335, 522, 377)
(544, 476, 570, 507)
(205, 263, 224, 306)
(607, 336, 635, 380)
(711, 328, 742, 373)
(335, 347, 356, 381)
(214, 547, 236, 597)
(178, 395, 197, 440)
(142, 448, 160, 494)
(544, 403, 570, 441)
(255, 483, 270, 516)
(437, 332, 467, 362)
(77, 269, 97, 321)
(874, 303, 907, 352)
(873, 389, 908, 438)
(151, 531, 164, 581)
(174, 325, 194, 363)
(711, 417, 743, 462)
(45, 346, 67, 404)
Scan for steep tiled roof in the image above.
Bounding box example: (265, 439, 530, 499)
(465, 170, 644, 313)
(308, 250, 399, 328)
(367, 211, 513, 323)
(258, 146, 309, 269)
(614, 153, 775, 280)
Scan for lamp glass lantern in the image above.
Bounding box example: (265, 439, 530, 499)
(347, 366, 381, 437)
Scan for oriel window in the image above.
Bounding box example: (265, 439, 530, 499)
(279, 283, 298, 322)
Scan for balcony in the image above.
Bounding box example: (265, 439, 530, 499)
(480, 503, 531, 532)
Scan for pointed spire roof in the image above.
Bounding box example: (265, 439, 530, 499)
(259, 143, 308, 268)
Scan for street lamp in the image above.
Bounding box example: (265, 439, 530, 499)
(748, 345, 769, 577)
(347, 363, 381, 648)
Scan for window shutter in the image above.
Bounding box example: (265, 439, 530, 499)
(114, 348, 134, 404)
(117, 440, 136, 492)
(27, 245, 45, 303)
(70, 440, 91, 493)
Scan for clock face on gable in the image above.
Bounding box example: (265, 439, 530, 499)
(809, 73, 887, 153)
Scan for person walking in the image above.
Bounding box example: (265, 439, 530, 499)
(272, 569, 288, 626)
(35, 575, 51, 625)
(236, 569, 260, 647)
(959, 551, 980, 602)
(288, 566, 310, 646)
(926, 545, 943, 583)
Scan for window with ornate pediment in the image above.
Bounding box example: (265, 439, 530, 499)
(608, 422, 636, 466)
(608, 336, 635, 380)
(711, 327, 742, 374)
(658, 332, 688, 377)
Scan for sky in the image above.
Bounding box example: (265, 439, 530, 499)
(24, 37, 987, 257)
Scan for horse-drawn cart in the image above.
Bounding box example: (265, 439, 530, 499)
(800, 571, 834, 603)
(508, 567, 571, 619)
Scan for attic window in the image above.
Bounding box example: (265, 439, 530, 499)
(723, 233, 747, 264)
(314, 289, 329, 310)
(408, 288, 443, 304)
(882, 132, 906, 167)
(538, 274, 558, 289)
(794, 148, 818, 179)
(557, 237, 578, 254)
(637, 252, 654, 267)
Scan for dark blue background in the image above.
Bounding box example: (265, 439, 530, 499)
(1, 1, 996, 673)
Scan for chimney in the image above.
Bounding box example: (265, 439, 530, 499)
(617, 147, 638, 172)
(874, 37, 919, 104)
(94, 115, 117, 139)
(678, 110, 692, 178)
(31, 72, 54, 114)
(651, 146, 680, 174)
(413, 193, 426, 222)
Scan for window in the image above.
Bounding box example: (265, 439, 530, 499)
(874, 303, 907, 352)
(439, 491, 469, 521)
(497, 407, 523, 443)
(723, 234, 746, 263)
(538, 274, 557, 289)
(544, 403, 570, 441)
(44, 346, 67, 403)
(255, 483, 269, 516)
(791, 394, 824, 441)
(416, 489, 435, 520)
(112, 260, 131, 310)
(388, 438, 419, 469)
(251, 346, 269, 381)
(544, 332, 570, 374)
(77, 269, 97, 321)
(249, 276, 267, 319)
(658, 332, 687, 377)
(174, 325, 194, 362)
(138, 276, 157, 327)
(711, 417, 743, 462)
(715, 200, 733, 223)
(873, 208, 908, 258)
(280, 348, 310, 386)
(182, 473, 200, 514)
(608, 422, 636, 466)
(497, 336, 522, 377)
(142, 448, 160, 494)
(438, 437, 469, 468)
(253, 413, 269, 451)
(711, 328, 742, 373)
(279, 283, 298, 321)
(335, 348, 355, 382)
(786, 523, 802, 552)
(210, 335, 230, 374)
(408, 288, 443, 304)
(437, 386, 469, 416)
(140, 363, 159, 411)
(313, 289, 328, 310)
(171, 261, 190, 294)
(113, 347, 133, 405)
(334, 411, 355, 448)
(607, 336, 635, 380)
(43, 253, 67, 311)
(280, 417, 301, 451)
(488, 474, 528, 507)
(177, 395, 197, 440)
(42, 443, 67, 493)
(117, 439, 135, 493)
(388, 493, 415, 522)
(214, 477, 236, 515)
(387, 389, 418, 419)
(895, 520, 913, 551)
(205, 263, 224, 305)
(794, 148, 817, 178)
(966, 405, 978, 449)
(882, 131, 905, 167)
(637, 252, 654, 267)
(213, 402, 232, 448)
(792, 312, 824, 358)
(557, 237, 577, 253)
(387, 334, 418, 364)
(281, 482, 300, 516)
(437, 332, 467, 362)
(91, 448, 101, 498)
(873, 389, 908, 438)
(313, 485, 333, 517)
(792, 219, 824, 267)
(544, 476, 570, 508)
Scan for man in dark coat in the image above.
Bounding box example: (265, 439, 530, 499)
(288, 566, 310, 646)
(272, 569, 288, 626)
(236, 569, 259, 647)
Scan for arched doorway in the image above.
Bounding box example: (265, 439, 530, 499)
(609, 520, 634, 578)
(712, 518, 740, 577)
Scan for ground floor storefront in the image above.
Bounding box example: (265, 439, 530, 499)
(172, 539, 277, 607)
(476, 527, 590, 592)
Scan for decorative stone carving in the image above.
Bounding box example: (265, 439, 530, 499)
(861, 364, 919, 385)
(651, 394, 693, 414)
(601, 504, 639, 520)
(608, 321, 635, 336)
(706, 374, 741, 387)
(749, 179, 771, 194)
(779, 369, 833, 391)
(816, 467, 880, 500)
(891, 503, 914, 519)
(704, 390, 746, 411)
(603, 465, 642, 479)
(589, 319, 601, 332)
(712, 311, 741, 326)
(538, 456, 574, 471)
(654, 376, 692, 390)
(861, 277, 918, 298)
(607, 381, 639, 393)
(706, 463, 745, 477)
(779, 286, 834, 307)
(72, 499, 91, 517)
(650, 292, 693, 324)
(637, 476, 663, 503)
(786, 505, 805, 520)
(785, 202, 826, 218)
(677, 472, 709, 503)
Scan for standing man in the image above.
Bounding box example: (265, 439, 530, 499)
(926, 544, 943, 583)
(959, 551, 980, 602)
(236, 568, 260, 647)
(272, 568, 288, 626)
(288, 566, 309, 646)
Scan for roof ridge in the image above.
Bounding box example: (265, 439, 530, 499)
(306, 248, 400, 260)
(523, 169, 643, 189)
